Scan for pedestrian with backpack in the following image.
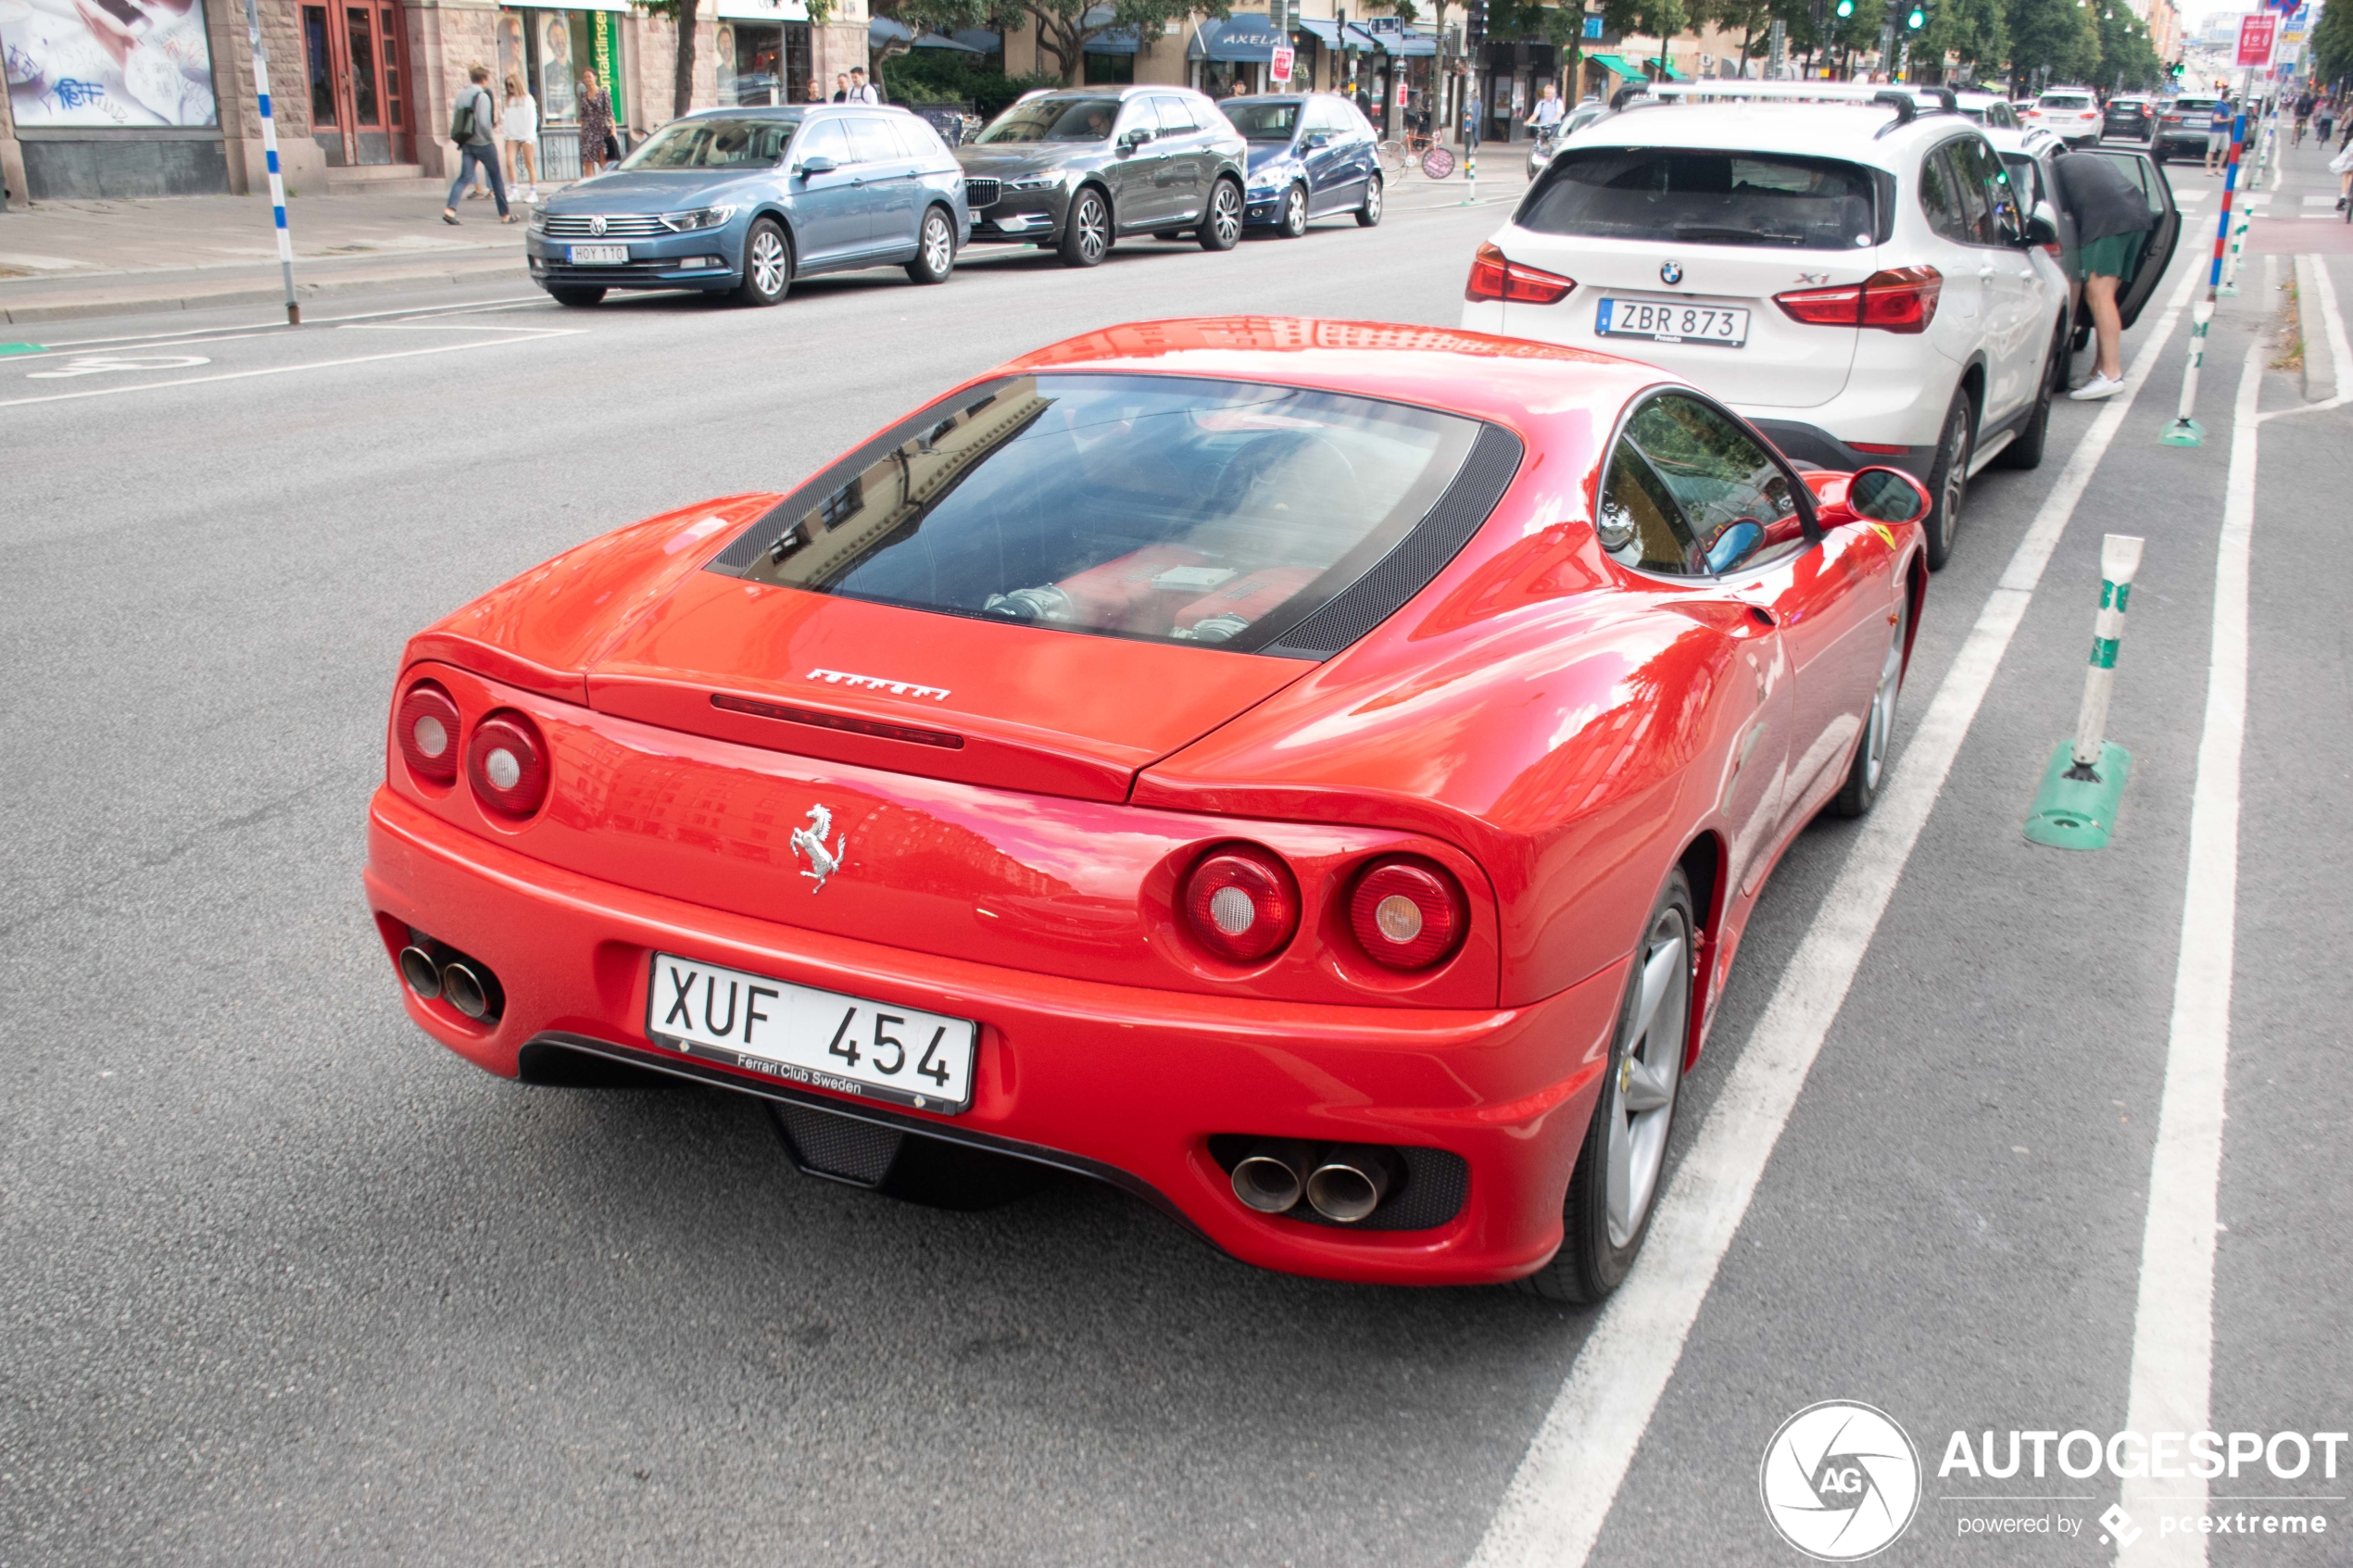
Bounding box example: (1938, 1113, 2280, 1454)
(442, 65, 513, 225)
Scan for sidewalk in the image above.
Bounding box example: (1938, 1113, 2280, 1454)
(0, 187, 533, 325)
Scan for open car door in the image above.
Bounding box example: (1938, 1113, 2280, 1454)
(2082, 147, 2181, 331)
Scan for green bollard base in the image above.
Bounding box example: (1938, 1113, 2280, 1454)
(2022, 739, 2132, 850)
(2159, 418, 2206, 447)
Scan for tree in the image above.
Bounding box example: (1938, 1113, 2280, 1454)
(1601, 0, 1690, 76)
(2005, 0, 2095, 86)
(1920, 0, 2006, 82)
(2316, 0, 2353, 92)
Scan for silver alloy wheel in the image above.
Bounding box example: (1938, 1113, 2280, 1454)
(1861, 602, 1906, 794)
(1939, 407, 1969, 541)
(1283, 184, 1306, 235)
(1212, 182, 1241, 245)
(1364, 177, 1382, 221)
(1074, 194, 1108, 261)
(1604, 907, 1689, 1249)
(749, 227, 786, 297)
(921, 210, 953, 277)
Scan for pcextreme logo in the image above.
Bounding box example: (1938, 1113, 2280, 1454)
(1760, 1401, 1923, 1561)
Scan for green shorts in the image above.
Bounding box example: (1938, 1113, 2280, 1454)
(2078, 231, 2145, 283)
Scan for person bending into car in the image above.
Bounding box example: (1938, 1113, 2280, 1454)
(2054, 147, 2156, 403)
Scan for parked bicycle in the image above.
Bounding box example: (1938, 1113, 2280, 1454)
(1378, 131, 1457, 180)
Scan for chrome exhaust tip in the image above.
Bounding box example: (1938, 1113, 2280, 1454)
(1306, 1146, 1396, 1224)
(1230, 1141, 1314, 1214)
(397, 945, 443, 999)
(440, 960, 491, 1021)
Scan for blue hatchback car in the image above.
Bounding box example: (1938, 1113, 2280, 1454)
(1221, 94, 1384, 237)
(526, 105, 971, 307)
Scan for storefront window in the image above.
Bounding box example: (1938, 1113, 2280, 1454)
(1083, 51, 1133, 85)
(718, 22, 794, 105)
(1, 0, 220, 126)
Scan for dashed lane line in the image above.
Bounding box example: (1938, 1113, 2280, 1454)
(0, 326, 582, 409)
(1467, 256, 2206, 1568)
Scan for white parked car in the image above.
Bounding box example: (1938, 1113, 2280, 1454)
(2025, 88, 2102, 146)
(1461, 82, 2074, 568)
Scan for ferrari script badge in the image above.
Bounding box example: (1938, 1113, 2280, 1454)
(1659, 259, 1683, 286)
(791, 804, 849, 893)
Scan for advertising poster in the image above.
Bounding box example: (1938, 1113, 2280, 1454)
(1, 0, 218, 127)
(2235, 12, 2276, 67)
(587, 6, 622, 123)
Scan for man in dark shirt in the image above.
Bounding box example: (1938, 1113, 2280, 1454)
(2054, 147, 2157, 401)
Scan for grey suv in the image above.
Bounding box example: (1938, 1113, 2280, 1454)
(955, 87, 1250, 267)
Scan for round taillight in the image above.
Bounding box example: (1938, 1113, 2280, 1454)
(396, 682, 461, 785)
(465, 711, 550, 818)
(1182, 846, 1300, 963)
(1349, 857, 1467, 971)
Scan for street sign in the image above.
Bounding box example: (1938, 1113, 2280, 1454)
(1271, 44, 1295, 83)
(2235, 12, 2276, 66)
(1395, 80, 1409, 107)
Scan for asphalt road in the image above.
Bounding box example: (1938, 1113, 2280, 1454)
(3, 148, 2347, 1567)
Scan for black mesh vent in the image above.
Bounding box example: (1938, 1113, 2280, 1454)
(1266, 423, 1524, 659)
(1203, 1138, 1470, 1232)
(773, 1102, 903, 1186)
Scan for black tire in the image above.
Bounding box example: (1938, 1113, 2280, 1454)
(1059, 186, 1110, 267)
(1355, 173, 1383, 227)
(547, 285, 605, 307)
(1519, 867, 1695, 1305)
(1834, 590, 1908, 818)
(735, 217, 791, 307)
(1198, 177, 1243, 251)
(1995, 320, 2065, 471)
(1921, 386, 1974, 571)
(1276, 182, 1308, 238)
(905, 205, 956, 284)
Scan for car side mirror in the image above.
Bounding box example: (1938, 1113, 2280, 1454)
(1306, 131, 1331, 147)
(796, 155, 837, 176)
(1119, 127, 1153, 150)
(1847, 467, 1931, 525)
(1705, 520, 1766, 575)
(2023, 198, 2059, 249)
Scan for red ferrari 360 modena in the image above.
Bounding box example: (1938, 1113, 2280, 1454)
(365, 317, 1929, 1299)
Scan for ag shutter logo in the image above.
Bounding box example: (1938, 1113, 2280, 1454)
(1760, 1401, 1922, 1561)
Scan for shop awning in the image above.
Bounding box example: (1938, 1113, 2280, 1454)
(1373, 26, 1437, 56)
(1656, 60, 1688, 79)
(950, 28, 1001, 53)
(503, 0, 629, 13)
(1189, 13, 1290, 60)
(1081, 5, 1141, 56)
(715, 0, 807, 19)
(1295, 17, 1382, 50)
(871, 16, 981, 50)
(1586, 53, 1642, 77)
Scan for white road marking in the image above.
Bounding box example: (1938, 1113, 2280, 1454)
(7, 295, 554, 359)
(1469, 257, 2206, 1568)
(0, 328, 580, 409)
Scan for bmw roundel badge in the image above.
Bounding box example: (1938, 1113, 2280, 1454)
(1659, 259, 1683, 286)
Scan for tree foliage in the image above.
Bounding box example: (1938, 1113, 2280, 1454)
(1921, 0, 2007, 82)
(2318, 0, 2353, 91)
(2004, 0, 2097, 86)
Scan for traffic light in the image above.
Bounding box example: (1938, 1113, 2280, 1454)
(1906, 3, 1925, 26)
(1835, 0, 1854, 17)
(2171, 60, 2184, 77)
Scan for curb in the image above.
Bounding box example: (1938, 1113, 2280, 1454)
(1, 257, 528, 325)
(2295, 252, 2337, 402)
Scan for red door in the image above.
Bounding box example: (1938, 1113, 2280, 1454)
(304, 1, 411, 167)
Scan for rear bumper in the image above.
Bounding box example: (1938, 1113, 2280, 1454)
(364, 786, 1621, 1286)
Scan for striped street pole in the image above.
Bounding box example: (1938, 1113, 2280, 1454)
(1461, 145, 1477, 205)
(2022, 533, 2145, 849)
(243, 0, 299, 325)
(2221, 108, 2263, 296)
(2160, 113, 2243, 446)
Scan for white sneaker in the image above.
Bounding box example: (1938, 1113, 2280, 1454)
(2069, 372, 2124, 402)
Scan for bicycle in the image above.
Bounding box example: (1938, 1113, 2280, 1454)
(1378, 131, 1457, 181)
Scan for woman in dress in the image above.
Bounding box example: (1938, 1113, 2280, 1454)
(578, 69, 615, 176)
(502, 73, 540, 200)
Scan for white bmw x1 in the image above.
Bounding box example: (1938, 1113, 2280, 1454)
(1461, 82, 2076, 569)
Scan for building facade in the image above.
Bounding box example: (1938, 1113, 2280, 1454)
(0, 0, 870, 203)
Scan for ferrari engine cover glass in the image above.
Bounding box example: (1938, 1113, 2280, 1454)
(727, 373, 1483, 653)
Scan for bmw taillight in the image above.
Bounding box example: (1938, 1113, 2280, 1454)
(1348, 857, 1467, 971)
(1773, 267, 1941, 333)
(396, 681, 461, 785)
(1182, 846, 1301, 963)
(465, 711, 550, 818)
(1466, 241, 1576, 305)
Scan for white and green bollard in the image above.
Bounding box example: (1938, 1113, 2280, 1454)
(1461, 146, 1478, 206)
(2023, 533, 2145, 849)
